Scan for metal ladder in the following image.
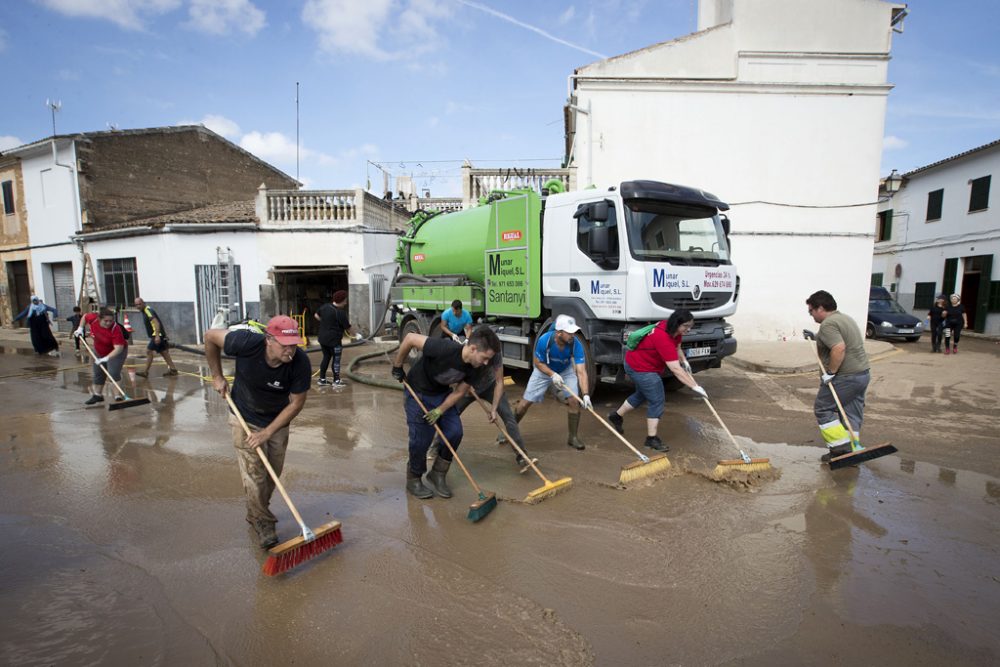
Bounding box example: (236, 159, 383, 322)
(216, 246, 236, 326)
(78, 252, 102, 312)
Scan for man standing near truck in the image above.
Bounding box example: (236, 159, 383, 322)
(134, 297, 179, 377)
(806, 290, 871, 462)
(440, 299, 473, 341)
(514, 314, 592, 451)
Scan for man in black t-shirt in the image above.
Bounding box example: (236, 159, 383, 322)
(391, 325, 501, 499)
(205, 315, 311, 549)
(314, 290, 360, 386)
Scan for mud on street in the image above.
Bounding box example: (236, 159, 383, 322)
(1, 337, 998, 665)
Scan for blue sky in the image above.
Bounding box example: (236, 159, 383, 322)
(1, 0, 998, 195)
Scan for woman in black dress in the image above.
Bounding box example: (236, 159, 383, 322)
(14, 295, 59, 356)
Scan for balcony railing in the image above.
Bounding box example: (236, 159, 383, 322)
(462, 165, 576, 205)
(256, 186, 411, 231)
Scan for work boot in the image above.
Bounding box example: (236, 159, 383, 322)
(643, 435, 669, 452)
(607, 411, 625, 434)
(566, 413, 586, 450)
(425, 457, 453, 499)
(254, 519, 279, 550)
(163, 368, 179, 376)
(406, 470, 434, 499)
(84, 394, 104, 405)
(821, 443, 854, 463)
(135, 370, 148, 378)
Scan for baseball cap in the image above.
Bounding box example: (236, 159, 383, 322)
(554, 314, 580, 334)
(266, 315, 304, 345)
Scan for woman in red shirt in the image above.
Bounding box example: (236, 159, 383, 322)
(75, 307, 129, 405)
(606, 309, 706, 452)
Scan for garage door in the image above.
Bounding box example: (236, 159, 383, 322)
(51, 262, 75, 332)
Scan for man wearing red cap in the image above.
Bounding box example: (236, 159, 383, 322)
(204, 315, 311, 549)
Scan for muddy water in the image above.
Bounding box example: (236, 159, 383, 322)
(0, 346, 997, 665)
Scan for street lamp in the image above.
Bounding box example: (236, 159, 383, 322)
(884, 169, 903, 194)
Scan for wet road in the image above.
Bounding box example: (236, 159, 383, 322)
(1, 340, 997, 665)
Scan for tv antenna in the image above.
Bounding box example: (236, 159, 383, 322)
(45, 99, 62, 136)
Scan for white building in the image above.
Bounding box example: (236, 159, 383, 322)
(874, 139, 999, 334)
(565, 0, 907, 339)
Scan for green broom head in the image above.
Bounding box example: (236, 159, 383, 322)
(619, 454, 671, 486)
(524, 476, 573, 504)
(262, 521, 343, 576)
(467, 491, 497, 522)
(829, 443, 897, 470)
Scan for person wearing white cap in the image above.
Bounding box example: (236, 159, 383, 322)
(513, 314, 591, 450)
(204, 315, 311, 550)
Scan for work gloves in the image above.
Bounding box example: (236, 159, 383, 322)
(681, 359, 692, 374)
(73, 328, 85, 339)
(424, 408, 442, 425)
(692, 385, 708, 399)
(96, 355, 110, 365)
(582, 394, 593, 411)
(821, 373, 836, 385)
(550, 372, 565, 387)
(450, 333, 463, 344)
(354, 332, 364, 341)
(391, 366, 406, 383)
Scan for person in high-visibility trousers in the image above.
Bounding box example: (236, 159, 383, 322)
(806, 290, 871, 462)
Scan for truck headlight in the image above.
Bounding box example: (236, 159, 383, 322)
(723, 324, 734, 337)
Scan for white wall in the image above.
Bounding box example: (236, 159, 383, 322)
(570, 0, 900, 339)
(875, 144, 999, 334)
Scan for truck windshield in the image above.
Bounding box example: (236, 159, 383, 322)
(623, 201, 730, 264)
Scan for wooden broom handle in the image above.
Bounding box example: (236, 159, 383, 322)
(560, 384, 648, 460)
(469, 389, 551, 484)
(701, 396, 743, 451)
(224, 392, 308, 530)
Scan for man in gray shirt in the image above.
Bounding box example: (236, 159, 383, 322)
(806, 290, 871, 462)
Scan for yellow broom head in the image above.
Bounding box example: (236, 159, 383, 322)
(618, 454, 671, 486)
(710, 459, 779, 488)
(524, 476, 573, 504)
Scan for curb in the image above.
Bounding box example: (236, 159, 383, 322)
(727, 345, 904, 375)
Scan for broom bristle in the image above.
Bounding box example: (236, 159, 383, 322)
(524, 477, 573, 504)
(618, 454, 671, 485)
(712, 461, 773, 476)
(467, 492, 497, 522)
(261, 526, 343, 576)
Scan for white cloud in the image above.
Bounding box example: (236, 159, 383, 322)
(557, 6, 575, 25)
(883, 135, 909, 151)
(302, 0, 395, 59)
(199, 114, 242, 139)
(39, 0, 181, 31)
(0, 135, 25, 151)
(240, 130, 338, 167)
(186, 0, 266, 36)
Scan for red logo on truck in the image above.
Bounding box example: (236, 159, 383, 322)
(502, 230, 522, 242)
(413, 253, 426, 262)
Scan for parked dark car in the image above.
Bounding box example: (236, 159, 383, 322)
(867, 287, 923, 341)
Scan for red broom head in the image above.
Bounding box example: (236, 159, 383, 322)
(261, 527, 343, 576)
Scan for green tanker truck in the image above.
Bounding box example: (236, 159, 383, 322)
(391, 179, 738, 392)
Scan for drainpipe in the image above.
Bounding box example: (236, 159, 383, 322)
(51, 138, 83, 233)
(565, 73, 593, 186)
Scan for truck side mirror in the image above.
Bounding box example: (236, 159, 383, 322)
(590, 225, 610, 256)
(590, 201, 609, 222)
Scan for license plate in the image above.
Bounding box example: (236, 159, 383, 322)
(686, 346, 711, 358)
(897, 329, 914, 334)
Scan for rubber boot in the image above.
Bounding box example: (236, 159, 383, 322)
(424, 457, 453, 498)
(821, 443, 853, 463)
(566, 412, 586, 450)
(406, 470, 434, 499)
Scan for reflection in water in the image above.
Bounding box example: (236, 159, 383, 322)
(938, 467, 957, 485)
(899, 458, 915, 474)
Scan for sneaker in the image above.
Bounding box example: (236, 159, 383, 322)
(944, 348, 951, 355)
(84, 394, 105, 405)
(952, 347, 958, 354)
(607, 411, 625, 434)
(317, 378, 331, 386)
(333, 378, 348, 386)
(162, 368, 179, 376)
(495, 433, 508, 446)
(135, 370, 149, 378)
(643, 435, 669, 452)
(114, 396, 125, 402)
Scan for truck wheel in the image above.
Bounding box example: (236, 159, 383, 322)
(399, 318, 424, 363)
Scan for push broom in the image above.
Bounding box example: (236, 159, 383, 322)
(403, 381, 497, 522)
(803, 330, 897, 470)
(470, 389, 572, 503)
(79, 336, 151, 410)
(561, 385, 671, 485)
(699, 396, 772, 476)
(224, 393, 342, 575)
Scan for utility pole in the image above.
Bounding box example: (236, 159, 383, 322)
(295, 82, 300, 182)
(46, 99, 61, 136)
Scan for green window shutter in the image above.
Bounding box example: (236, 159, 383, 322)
(975, 255, 993, 331)
(969, 175, 991, 213)
(988, 281, 1000, 313)
(871, 273, 884, 287)
(942, 258, 958, 295)
(884, 209, 892, 240)
(927, 189, 944, 221)
(913, 282, 936, 309)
